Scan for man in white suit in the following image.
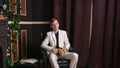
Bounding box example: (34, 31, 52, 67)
(41, 18, 78, 68)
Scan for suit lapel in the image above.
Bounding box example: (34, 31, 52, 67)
(59, 30, 62, 46)
(51, 32, 56, 46)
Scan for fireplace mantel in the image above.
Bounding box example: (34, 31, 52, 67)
(0, 20, 9, 68)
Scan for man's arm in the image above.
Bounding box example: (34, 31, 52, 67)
(64, 31, 70, 50)
(41, 33, 52, 51)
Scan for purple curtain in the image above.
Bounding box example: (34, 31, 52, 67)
(89, 0, 120, 68)
(54, 0, 91, 68)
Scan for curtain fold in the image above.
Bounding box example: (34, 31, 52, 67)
(113, 0, 120, 68)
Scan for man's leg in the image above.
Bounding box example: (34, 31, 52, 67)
(64, 52, 79, 68)
(49, 53, 59, 68)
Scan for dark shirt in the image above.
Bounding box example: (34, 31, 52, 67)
(55, 32, 59, 48)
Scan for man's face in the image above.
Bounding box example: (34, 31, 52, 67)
(50, 20, 59, 31)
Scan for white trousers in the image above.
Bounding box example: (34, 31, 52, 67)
(49, 52, 79, 68)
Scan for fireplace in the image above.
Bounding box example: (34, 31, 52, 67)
(0, 37, 7, 68)
(0, 20, 8, 68)
(0, 47, 3, 68)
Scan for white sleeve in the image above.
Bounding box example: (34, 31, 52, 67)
(64, 31, 70, 50)
(41, 33, 52, 51)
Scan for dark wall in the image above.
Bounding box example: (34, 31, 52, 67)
(19, 0, 53, 59)
(31, 24, 50, 58)
(21, 0, 32, 21)
(20, 24, 50, 59)
(21, 0, 53, 21)
(19, 24, 32, 59)
(31, 0, 53, 21)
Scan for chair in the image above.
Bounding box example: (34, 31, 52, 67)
(41, 47, 76, 68)
(40, 32, 77, 68)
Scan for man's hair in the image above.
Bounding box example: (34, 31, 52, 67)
(49, 18, 58, 25)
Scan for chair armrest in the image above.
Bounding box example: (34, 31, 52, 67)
(41, 48, 48, 61)
(41, 48, 50, 68)
(69, 47, 78, 53)
(41, 48, 49, 58)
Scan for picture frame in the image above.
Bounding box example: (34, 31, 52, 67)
(20, 0, 26, 16)
(21, 30, 27, 58)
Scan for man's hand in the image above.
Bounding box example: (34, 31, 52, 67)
(63, 47, 67, 53)
(51, 48, 58, 54)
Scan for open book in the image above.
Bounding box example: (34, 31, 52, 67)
(20, 58, 38, 64)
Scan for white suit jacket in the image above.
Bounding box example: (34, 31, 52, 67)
(41, 30, 70, 53)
